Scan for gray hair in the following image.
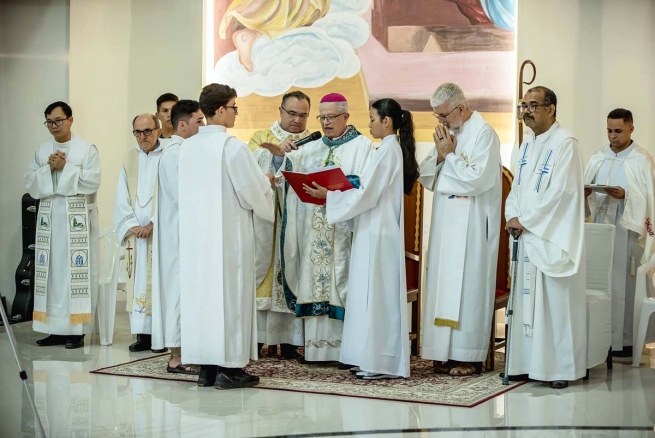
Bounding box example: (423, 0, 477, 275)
(132, 113, 161, 129)
(430, 83, 468, 108)
(319, 101, 348, 113)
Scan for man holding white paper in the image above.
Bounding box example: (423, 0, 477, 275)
(584, 108, 655, 356)
(270, 93, 373, 363)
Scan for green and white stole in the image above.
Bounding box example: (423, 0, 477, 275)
(122, 148, 157, 316)
(34, 194, 92, 324)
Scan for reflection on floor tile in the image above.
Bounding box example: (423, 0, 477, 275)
(1, 310, 655, 438)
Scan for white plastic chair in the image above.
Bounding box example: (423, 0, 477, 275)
(584, 223, 615, 373)
(97, 228, 120, 346)
(632, 253, 655, 367)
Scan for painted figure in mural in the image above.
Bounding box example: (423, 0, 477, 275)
(219, 0, 330, 72)
(447, 0, 516, 30)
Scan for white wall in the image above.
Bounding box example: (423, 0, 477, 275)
(517, 0, 655, 163)
(0, 0, 70, 306)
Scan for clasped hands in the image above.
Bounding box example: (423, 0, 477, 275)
(48, 151, 67, 171)
(433, 125, 457, 163)
(130, 222, 153, 239)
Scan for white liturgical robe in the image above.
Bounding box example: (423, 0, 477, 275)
(326, 134, 410, 377)
(505, 121, 587, 381)
(419, 111, 502, 363)
(585, 142, 655, 349)
(179, 125, 274, 367)
(152, 134, 185, 350)
(276, 126, 373, 362)
(113, 141, 166, 335)
(25, 134, 101, 335)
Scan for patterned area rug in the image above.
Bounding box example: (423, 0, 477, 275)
(91, 352, 525, 408)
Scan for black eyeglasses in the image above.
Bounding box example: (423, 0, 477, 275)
(281, 106, 309, 120)
(225, 105, 239, 115)
(44, 118, 70, 128)
(516, 103, 550, 120)
(132, 129, 156, 137)
(432, 106, 461, 120)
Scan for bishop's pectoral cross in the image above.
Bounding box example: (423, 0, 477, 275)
(534, 149, 553, 193)
(126, 243, 134, 279)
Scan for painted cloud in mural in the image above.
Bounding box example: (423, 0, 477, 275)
(213, 0, 372, 97)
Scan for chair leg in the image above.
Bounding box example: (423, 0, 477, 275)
(632, 309, 651, 368)
(606, 347, 613, 370)
(583, 369, 590, 381)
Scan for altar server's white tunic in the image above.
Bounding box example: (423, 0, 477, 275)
(326, 134, 410, 377)
(179, 125, 274, 367)
(505, 122, 587, 381)
(584, 143, 655, 350)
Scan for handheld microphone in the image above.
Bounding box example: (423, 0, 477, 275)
(293, 131, 321, 147)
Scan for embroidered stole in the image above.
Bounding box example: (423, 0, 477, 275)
(34, 195, 92, 324)
(122, 148, 157, 316)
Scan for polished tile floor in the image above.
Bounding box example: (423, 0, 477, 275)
(1, 310, 655, 438)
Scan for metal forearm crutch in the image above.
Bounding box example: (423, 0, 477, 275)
(502, 229, 520, 386)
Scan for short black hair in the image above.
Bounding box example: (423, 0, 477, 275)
(527, 86, 558, 118)
(132, 114, 161, 129)
(607, 108, 633, 124)
(171, 100, 201, 133)
(44, 101, 72, 118)
(199, 84, 237, 119)
(156, 93, 179, 111)
(281, 90, 311, 108)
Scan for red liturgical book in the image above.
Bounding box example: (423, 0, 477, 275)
(282, 166, 354, 205)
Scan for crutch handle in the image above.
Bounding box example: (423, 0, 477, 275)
(509, 228, 520, 262)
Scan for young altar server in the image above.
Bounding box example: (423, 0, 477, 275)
(304, 98, 419, 379)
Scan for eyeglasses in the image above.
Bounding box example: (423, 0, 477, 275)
(281, 106, 309, 120)
(224, 105, 238, 115)
(132, 129, 156, 137)
(44, 118, 70, 128)
(516, 103, 549, 119)
(316, 113, 345, 123)
(432, 106, 460, 120)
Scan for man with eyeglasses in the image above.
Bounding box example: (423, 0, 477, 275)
(178, 83, 274, 389)
(584, 108, 655, 358)
(272, 92, 373, 364)
(152, 100, 205, 374)
(26, 101, 101, 349)
(247, 90, 311, 360)
(418, 83, 502, 377)
(504, 85, 586, 389)
(113, 113, 167, 353)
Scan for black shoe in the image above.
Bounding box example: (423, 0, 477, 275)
(129, 334, 152, 352)
(197, 366, 219, 387)
(65, 335, 85, 349)
(499, 373, 530, 382)
(214, 369, 260, 390)
(611, 346, 633, 358)
(36, 335, 67, 346)
(337, 362, 356, 370)
(280, 344, 302, 360)
(152, 348, 168, 354)
(549, 380, 569, 389)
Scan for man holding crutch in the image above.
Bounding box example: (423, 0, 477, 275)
(504, 85, 587, 389)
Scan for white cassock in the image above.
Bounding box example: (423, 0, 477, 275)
(584, 142, 655, 350)
(326, 134, 410, 377)
(505, 121, 587, 381)
(419, 111, 502, 363)
(113, 140, 166, 335)
(152, 134, 185, 350)
(249, 122, 307, 347)
(25, 134, 101, 335)
(277, 126, 373, 362)
(178, 125, 274, 367)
